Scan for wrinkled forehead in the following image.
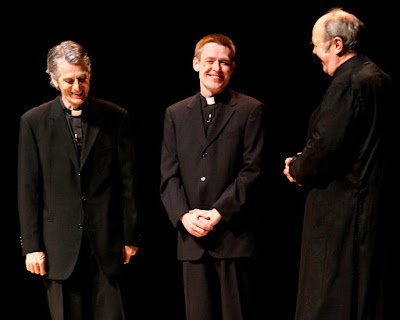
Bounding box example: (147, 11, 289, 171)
(57, 59, 89, 78)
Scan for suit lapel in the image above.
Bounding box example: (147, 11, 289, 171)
(184, 91, 237, 149)
(49, 97, 103, 171)
(185, 93, 207, 148)
(80, 98, 102, 170)
(49, 97, 80, 170)
(204, 91, 237, 150)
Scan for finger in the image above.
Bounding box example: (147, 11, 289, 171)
(122, 248, 129, 264)
(39, 262, 47, 276)
(285, 157, 293, 165)
(189, 225, 209, 237)
(193, 219, 213, 231)
(130, 247, 139, 256)
(26, 255, 34, 272)
(26, 261, 32, 273)
(182, 215, 210, 236)
(38, 255, 46, 275)
(190, 230, 207, 237)
(31, 261, 40, 275)
(190, 209, 204, 217)
(197, 213, 210, 220)
(193, 211, 211, 221)
(35, 261, 43, 275)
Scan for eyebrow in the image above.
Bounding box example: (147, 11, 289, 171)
(62, 74, 88, 81)
(204, 57, 232, 64)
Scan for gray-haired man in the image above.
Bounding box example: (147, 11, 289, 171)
(18, 41, 141, 319)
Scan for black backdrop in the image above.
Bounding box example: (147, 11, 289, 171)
(4, 2, 398, 319)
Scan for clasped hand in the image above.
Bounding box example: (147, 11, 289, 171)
(283, 154, 302, 186)
(180, 208, 222, 238)
(283, 157, 297, 183)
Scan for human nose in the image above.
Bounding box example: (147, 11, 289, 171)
(312, 46, 317, 55)
(212, 61, 221, 72)
(72, 79, 81, 91)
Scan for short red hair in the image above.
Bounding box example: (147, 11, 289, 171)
(194, 34, 236, 62)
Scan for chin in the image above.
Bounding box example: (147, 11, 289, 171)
(72, 97, 86, 103)
(210, 84, 227, 93)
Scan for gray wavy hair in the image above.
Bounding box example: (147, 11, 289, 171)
(46, 40, 91, 89)
(323, 8, 365, 53)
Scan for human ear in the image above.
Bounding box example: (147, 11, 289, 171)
(50, 73, 60, 90)
(193, 57, 200, 72)
(333, 37, 345, 55)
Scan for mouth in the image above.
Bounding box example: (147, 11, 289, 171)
(208, 74, 223, 80)
(71, 92, 84, 98)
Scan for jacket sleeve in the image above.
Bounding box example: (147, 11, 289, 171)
(289, 83, 357, 186)
(117, 111, 141, 246)
(17, 115, 44, 255)
(213, 103, 265, 222)
(160, 108, 190, 227)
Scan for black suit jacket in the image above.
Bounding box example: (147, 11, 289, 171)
(18, 96, 140, 280)
(160, 90, 265, 261)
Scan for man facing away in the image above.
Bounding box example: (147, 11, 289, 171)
(284, 9, 394, 319)
(18, 41, 141, 320)
(160, 34, 266, 320)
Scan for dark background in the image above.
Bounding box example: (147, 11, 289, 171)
(4, 2, 398, 319)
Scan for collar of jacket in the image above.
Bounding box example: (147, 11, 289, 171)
(185, 89, 237, 150)
(333, 54, 370, 79)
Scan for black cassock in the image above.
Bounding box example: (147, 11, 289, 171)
(290, 55, 395, 320)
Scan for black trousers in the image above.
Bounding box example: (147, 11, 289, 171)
(182, 254, 259, 320)
(43, 232, 125, 320)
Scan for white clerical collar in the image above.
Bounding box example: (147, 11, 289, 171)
(205, 96, 215, 105)
(60, 96, 85, 117)
(71, 109, 82, 117)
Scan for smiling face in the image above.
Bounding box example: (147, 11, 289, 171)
(51, 58, 90, 109)
(311, 14, 351, 77)
(311, 20, 338, 76)
(193, 42, 235, 97)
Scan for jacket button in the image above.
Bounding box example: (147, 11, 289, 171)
(202, 152, 208, 157)
(81, 196, 87, 202)
(200, 176, 207, 182)
(78, 224, 83, 229)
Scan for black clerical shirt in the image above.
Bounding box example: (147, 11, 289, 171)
(200, 91, 230, 136)
(60, 96, 87, 160)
